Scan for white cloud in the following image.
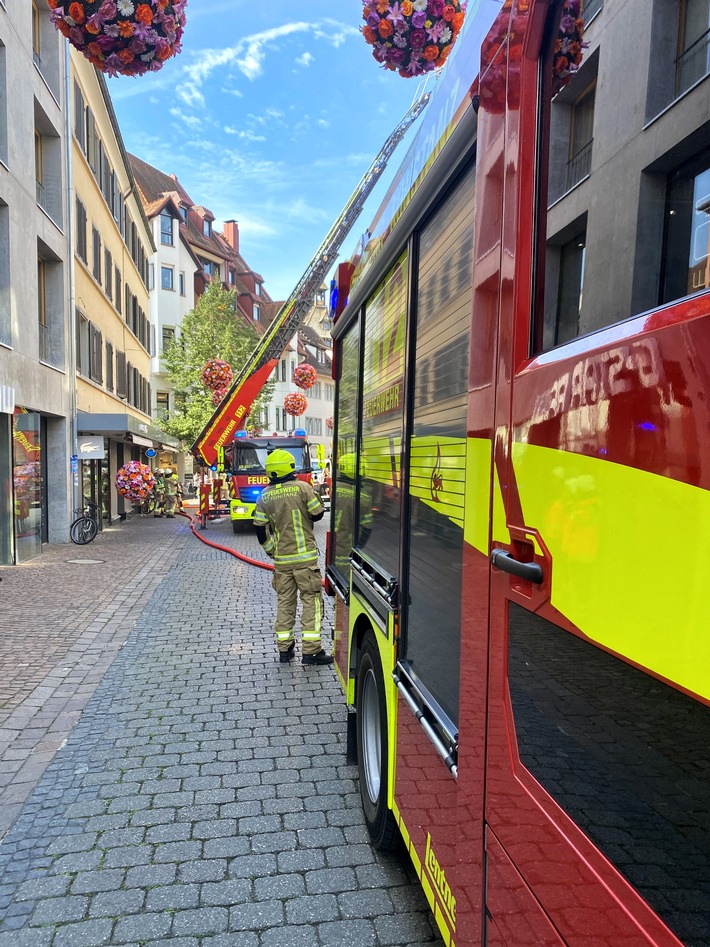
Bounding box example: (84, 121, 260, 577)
(169, 107, 203, 129)
(221, 87, 244, 98)
(224, 126, 267, 142)
(296, 52, 314, 67)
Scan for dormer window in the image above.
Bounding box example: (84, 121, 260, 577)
(160, 211, 173, 246)
(178, 206, 187, 222)
(203, 219, 212, 237)
(255, 282, 261, 296)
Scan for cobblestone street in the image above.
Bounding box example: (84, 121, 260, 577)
(0, 511, 443, 947)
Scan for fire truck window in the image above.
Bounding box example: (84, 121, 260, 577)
(508, 604, 710, 947)
(403, 164, 475, 729)
(359, 252, 407, 580)
(331, 321, 360, 586)
(235, 447, 263, 471)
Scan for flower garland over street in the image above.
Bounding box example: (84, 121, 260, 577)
(361, 0, 467, 77)
(48, 0, 187, 77)
(293, 363, 318, 390)
(284, 392, 309, 416)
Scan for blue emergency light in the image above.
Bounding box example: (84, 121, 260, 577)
(235, 430, 247, 438)
(294, 429, 306, 436)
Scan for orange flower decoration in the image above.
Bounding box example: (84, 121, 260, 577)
(378, 18, 393, 38)
(423, 45, 439, 61)
(68, 2, 85, 23)
(117, 19, 134, 37)
(135, 4, 154, 24)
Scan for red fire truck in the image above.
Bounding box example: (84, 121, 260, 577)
(225, 431, 313, 532)
(326, 1, 710, 945)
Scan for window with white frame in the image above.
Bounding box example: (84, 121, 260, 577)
(160, 211, 173, 246)
(161, 265, 174, 291)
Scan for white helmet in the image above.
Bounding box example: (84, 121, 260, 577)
(157, 468, 165, 475)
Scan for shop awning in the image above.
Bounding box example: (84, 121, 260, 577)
(77, 412, 180, 452)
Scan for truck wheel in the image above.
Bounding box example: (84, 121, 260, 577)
(355, 631, 398, 851)
(232, 521, 242, 534)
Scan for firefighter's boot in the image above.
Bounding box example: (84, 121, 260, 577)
(302, 650, 334, 666)
(279, 642, 295, 664)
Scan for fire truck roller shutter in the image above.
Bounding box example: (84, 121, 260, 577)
(356, 630, 398, 851)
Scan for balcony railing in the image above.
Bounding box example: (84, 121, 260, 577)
(676, 28, 710, 99)
(565, 139, 593, 192)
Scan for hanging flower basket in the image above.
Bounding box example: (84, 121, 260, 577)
(325, 417, 334, 430)
(292, 362, 318, 390)
(48, 0, 187, 78)
(212, 387, 229, 406)
(115, 460, 155, 501)
(552, 0, 586, 94)
(201, 358, 233, 391)
(284, 392, 308, 417)
(361, 0, 467, 77)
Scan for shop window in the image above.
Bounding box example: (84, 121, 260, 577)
(12, 408, 42, 563)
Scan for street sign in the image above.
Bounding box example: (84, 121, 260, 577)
(145, 448, 157, 457)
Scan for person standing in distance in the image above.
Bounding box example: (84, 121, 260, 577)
(254, 449, 333, 666)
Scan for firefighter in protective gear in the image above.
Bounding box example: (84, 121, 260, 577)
(163, 469, 177, 517)
(153, 469, 166, 517)
(254, 449, 332, 666)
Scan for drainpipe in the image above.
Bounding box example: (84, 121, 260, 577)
(64, 41, 80, 521)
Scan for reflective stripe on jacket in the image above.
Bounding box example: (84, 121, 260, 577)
(254, 479, 323, 567)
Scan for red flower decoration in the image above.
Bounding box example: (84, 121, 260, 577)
(201, 359, 233, 391)
(212, 387, 228, 406)
(326, 417, 334, 430)
(49, 0, 187, 78)
(284, 392, 308, 416)
(292, 363, 318, 390)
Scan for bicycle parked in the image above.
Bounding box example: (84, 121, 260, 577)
(69, 498, 99, 545)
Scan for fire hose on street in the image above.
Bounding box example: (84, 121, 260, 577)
(176, 508, 328, 588)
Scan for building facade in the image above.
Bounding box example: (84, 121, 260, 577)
(542, 0, 710, 349)
(0, 0, 73, 565)
(71, 52, 177, 524)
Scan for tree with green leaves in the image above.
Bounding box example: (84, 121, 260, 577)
(160, 280, 274, 445)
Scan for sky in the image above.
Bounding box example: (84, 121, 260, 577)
(108, 1, 430, 302)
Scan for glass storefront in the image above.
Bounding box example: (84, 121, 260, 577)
(0, 413, 13, 565)
(12, 407, 43, 563)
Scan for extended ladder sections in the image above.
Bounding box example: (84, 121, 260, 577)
(191, 91, 430, 468)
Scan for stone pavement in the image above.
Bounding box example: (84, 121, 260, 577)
(0, 511, 443, 946)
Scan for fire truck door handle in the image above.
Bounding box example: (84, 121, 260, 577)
(490, 548, 543, 584)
